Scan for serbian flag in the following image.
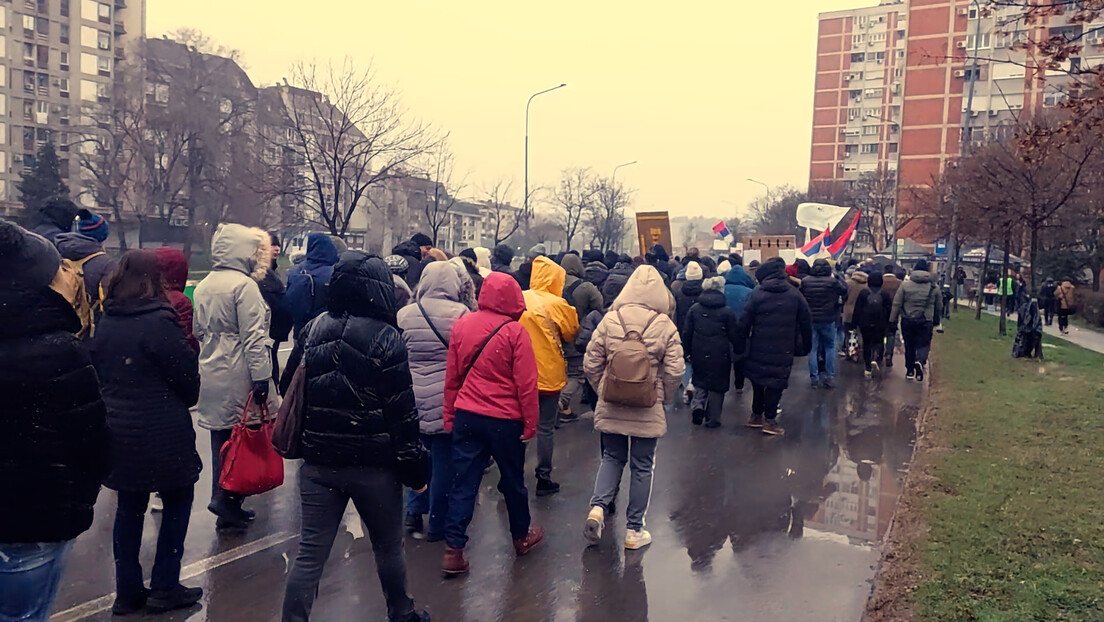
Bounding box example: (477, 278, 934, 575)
(827, 212, 862, 258)
(712, 221, 730, 238)
(800, 226, 832, 255)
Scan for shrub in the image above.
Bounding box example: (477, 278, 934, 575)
(1075, 289, 1104, 327)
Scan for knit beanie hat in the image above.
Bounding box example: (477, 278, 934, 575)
(411, 233, 433, 248)
(685, 261, 703, 281)
(77, 209, 109, 243)
(717, 260, 731, 274)
(703, 276, 726, 291)
(0, 220, 61, 290)
(914, 259, 930, 272)
(383, 254, 409, 275)
(459, 248, 477, 263)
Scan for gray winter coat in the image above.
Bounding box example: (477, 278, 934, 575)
(397, 262, 471, 435)
(193, 224, 279, 430)
(889, 270, 943, 324)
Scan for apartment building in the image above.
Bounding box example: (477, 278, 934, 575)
(1, 0, 144, 219)
(811, 0, 1103, 242)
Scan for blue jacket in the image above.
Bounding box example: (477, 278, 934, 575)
(286, 233, 339, 333)
(723, 266, 756, 319)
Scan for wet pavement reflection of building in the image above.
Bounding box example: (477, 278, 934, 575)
(51, 357, 920, 622)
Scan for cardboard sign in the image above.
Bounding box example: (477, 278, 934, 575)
(635, 212, 673, 257)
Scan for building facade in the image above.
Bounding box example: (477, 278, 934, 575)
(1, 0, 144, 219)
(812, 0, 1103, 242)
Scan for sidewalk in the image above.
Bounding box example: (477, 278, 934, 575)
(953, 301, 1104, 354)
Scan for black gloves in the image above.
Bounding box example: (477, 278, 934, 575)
(251, 380, 270, 403)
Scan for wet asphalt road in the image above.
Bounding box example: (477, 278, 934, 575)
(50, 348, 921, 622)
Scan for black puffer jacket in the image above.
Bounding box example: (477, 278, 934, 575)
(736, 259, 813, 390)
(286, 252, 428, 489)
(0, 288, 109, 543)
(674, 279, 704, 332)
(682, 289, 740, 392)
(602, 265, 635, 307)
(852, 287, 892, 332)
(91, 299, 201, 493)
(800, 259, 847, 324)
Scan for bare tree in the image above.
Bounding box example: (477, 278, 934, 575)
(849, 167, 907, 253)
(553, 167, 598, 250)
(418, 137, 466, 246)
(748, 185, 805, 239)
(274, 58, 434, 238)
(481, 178, 527, 245)
(586, 175, 632, 253)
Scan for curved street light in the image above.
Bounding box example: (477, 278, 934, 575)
(612, 160, 638, 185)
(525, 84, 567, 217)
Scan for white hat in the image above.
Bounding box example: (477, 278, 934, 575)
(685, 261, 703, 281)
(703, 276, 726, 291)
(717, 260, 732, 274)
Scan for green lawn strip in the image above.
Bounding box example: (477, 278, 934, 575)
(917, 314, 1104, 621)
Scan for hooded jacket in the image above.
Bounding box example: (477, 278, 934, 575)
(520, 257, 580, 392)
(683, 287, 741, 392)
(560, 253, 604, 321)
(193, 224, 278, 430)
(443, 273, 540, 439)
(286, 232, 339, 333)
(91, 299, 201, 493)
(723, 265, 757, 320)
(852, 286, 892, 333)
(391, 239, 427, 287)
(286, 253, 427, 487)
(491, 243, 515, 274)
(55, 232, 115, 303)
(0, 287, 109, 543)
(153, 247, 200, 352)
(1056, 280, 1075, 310)
(32, 201, 79, 244)
(473, 247, 493, 277)
(881, 273, 902, 311)
(584, 266, 684, 438)
(673, 278, 704, 331)
(584, 260, 610, 291)
(800, 259, 848, 324)
(842, 270, 870, 325)
(397, 262, 472, 435)
(736, 259, 813, 390)
(889, 270, 943, 324)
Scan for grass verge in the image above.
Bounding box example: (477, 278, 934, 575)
(866, 313, 1104, 622)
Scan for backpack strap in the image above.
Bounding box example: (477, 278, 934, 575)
(417, 301, 449, 347)
(563, 279, 583, 305)
(614, 308, 659, 340)
(72, 251, 105, 272)
(458, 321, 511, 384)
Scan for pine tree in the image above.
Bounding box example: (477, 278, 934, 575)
(17, 139, 70, 213)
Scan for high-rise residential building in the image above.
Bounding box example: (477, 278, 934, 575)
(1, 0, 145, 219)
(811, 0, 1104, 243)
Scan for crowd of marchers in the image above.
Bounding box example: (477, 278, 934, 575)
(0, 201, 943, 622)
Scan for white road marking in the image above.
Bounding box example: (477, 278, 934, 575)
(50, 531, 298, 622)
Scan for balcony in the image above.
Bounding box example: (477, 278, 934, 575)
(115, 45, 125, 59)
(114, 22, 127, 36)
(115, 0, 126, 7)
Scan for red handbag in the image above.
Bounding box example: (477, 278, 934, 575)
(218, 394, 285, 496)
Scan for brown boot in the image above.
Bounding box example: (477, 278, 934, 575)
(513, 526, 545, 556)
(441, 546, 469, 578)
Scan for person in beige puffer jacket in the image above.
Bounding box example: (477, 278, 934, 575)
(1055, 279, 1076, 334)
(582, 265, 684, 551)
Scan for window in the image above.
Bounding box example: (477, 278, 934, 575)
(875, 51, 886, 60)
(58, 77, 69, 93)
(968, 6, 978, 19)
(60, 0, 69, 16)
(96, 81, 108, 100)
(864, 87, 883, 98)
(850, 89, 862, 101)
(23, 100, 34, 121)
(870, 32, 886, 43)
(888, 143, 898, 153)
(97, 55, 110, 75)
(862, 125, 879, 135)
(852, 52, 865, 62)
(23, 43, 34, 62)
(97, 31, 110, 50)
(861, 144, 879, 154)
(60, 23, 69, 44)
(853, 34, 865, 46)
(848, 107, 862, 121)
(967, 33, 991, 50)
(23, 14, 34, 32)
(97, 1, 110, 22)
(37, 45, 48, 68)
(844, 144, 858, 156)
(60, 51, 69, 69)
(894, 67, 903, 78)
(35, 16, 48, 36)
(36, 72, 47, 93)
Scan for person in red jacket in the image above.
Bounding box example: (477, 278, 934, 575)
(441, 272, 543, 577)
(153, 247, 199, 353)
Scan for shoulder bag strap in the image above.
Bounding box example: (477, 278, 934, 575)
(417, 301, 449, 347)
(458, 321, 511, 384)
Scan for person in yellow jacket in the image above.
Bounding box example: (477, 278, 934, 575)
(521, 256, 580, 496)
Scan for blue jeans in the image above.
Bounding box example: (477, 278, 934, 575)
(114, 487, 194, 599)
(0, 541, 72, 622)
(589, 433, 658, 531)
(405, 433, 453, 538)
(446, 410, 530, 549)
(809, 322, 838, 380)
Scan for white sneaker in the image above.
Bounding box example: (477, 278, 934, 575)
(864, 369, 873, 379)
(150, 494, 163, 512)
(584, 506, 604, 545)
(624, 529, 652, 550)
(871, 361, 880, 374)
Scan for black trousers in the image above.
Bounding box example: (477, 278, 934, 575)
(751, 384, 784, 421)
(732, 358, 745, 392)
(860, 326, 886, 371)
(1043, 300, 1055, 326)
(114, 486, 194, 599)
(900, 318, 934, 369)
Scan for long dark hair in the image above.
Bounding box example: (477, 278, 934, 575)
(105, 249, 166, 302)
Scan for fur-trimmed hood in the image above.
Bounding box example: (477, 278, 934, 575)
(210, 223, 272, 282)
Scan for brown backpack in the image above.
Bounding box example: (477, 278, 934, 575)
(600, 309, 659, 408)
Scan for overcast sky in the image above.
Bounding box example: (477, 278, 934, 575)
(148, 0, 875, 220)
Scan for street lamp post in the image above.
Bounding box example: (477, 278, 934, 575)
(747, 178, 769, 194)
(612, 160, 637, 185)
(524, 83, 567, 219)
(947, 0, 983, 297)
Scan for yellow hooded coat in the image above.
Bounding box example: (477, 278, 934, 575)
(521, 256, 580, 393)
